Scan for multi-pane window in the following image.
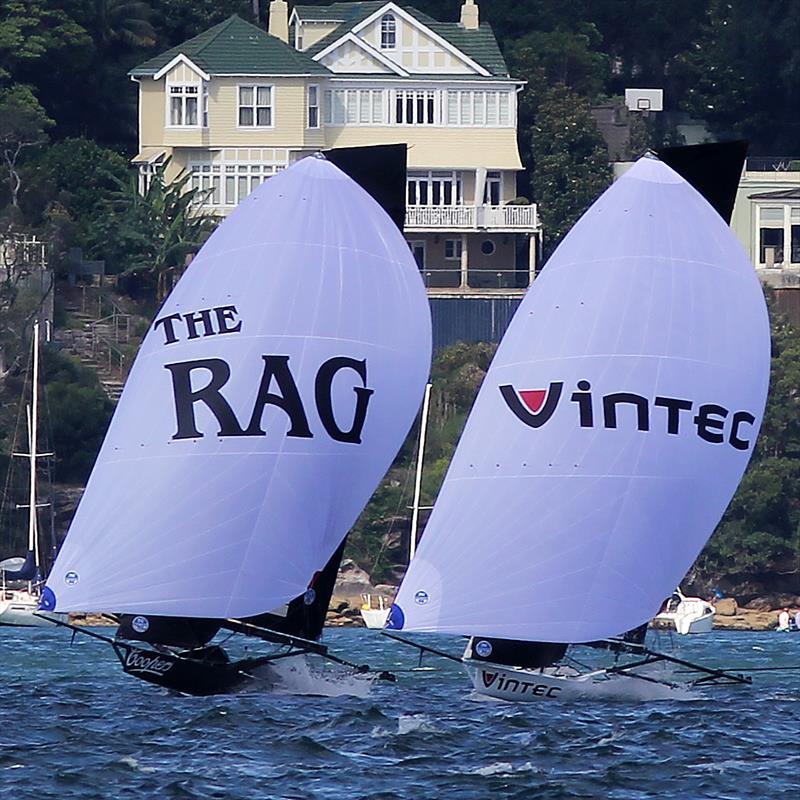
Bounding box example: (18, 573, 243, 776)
(191, 163, 281, 207)
(395, 90, 435, 125)
(759, 207, 784, 264)
(380, 13, 396, 49)
(324, 89, 385, 125)
(444, 239, 463, 260)
(238, 85, 273, 127)
(169, 84, 200, 126)
(307, 85, 319, 128)
(446, 90, 512, 126)
(407, 172, 462, 206)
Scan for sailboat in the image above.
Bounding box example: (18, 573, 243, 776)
(387, 151, 770, 700)
(361, 382, 433, 629)
(39, 153, 432, 694)
(0, 321, 66, 628)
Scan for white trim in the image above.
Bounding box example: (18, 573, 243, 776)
(314, 32, 409, 76)
(165, 82, 204, 129)
(236, 83, 275, 129)
(307, 84, 320, 129)
(290, 8, 345, 25)
(154, 53, 210, 82)
(350, 2, 491, 77)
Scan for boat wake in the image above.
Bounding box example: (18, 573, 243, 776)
(242, 655, 374, 698)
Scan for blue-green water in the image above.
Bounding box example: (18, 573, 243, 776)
(1, 627, 799, 799)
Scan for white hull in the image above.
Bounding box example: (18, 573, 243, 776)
(360, 607, 390, 629)
(463, 660, 689, 702)
(654, 596, 715, 634)
(0, 591, 66, 627)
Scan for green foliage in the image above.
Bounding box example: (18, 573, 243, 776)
(529, 84, 611, 255)
(679, 0, 800, 153)
(699, 305, 800, 578)
(0, 84, 53, 206)
(20, 137, 129, 256)
(346, 342, 496, 582)
(86, 158, 216, 297)
(40, 346, 113, 483)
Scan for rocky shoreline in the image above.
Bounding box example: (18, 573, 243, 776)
(65, 563, 791, 632)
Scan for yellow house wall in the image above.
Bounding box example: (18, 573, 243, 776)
(320, 40, 395, 73)
(301, 21, 340, 50)
(322, 126, 522, 170)
(359, 15, 475, 74)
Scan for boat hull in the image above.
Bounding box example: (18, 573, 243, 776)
(112, 642, 278, 696)
(360, 607, 390, 629)
(462, 659, 687, 702)
(0, 592, 67, 627)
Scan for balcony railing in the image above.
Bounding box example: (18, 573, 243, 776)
(420, 267, 532, 291)
(406, 204, 539, 231)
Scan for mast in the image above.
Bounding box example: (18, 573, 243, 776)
(28, 321, 40, 574)
(409, 383, 432, 561)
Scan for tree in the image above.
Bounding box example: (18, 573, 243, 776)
(0, 85, 53, 207)
(699, 304, 800, 578)
(89, 158, 215, 300)
(529, 84, 611, 256)
(679, 0, 800, 153)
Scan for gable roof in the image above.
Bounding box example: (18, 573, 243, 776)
(303, 2, 508, 77)
(131, 15, 329, 77)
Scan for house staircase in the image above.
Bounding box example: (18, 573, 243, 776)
(55, 285, 145, 403)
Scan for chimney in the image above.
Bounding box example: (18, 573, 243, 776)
(460, 0, 479, 30)
(268, 0, 289, 42)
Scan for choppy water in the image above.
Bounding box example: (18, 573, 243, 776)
(1, 627, 799, 799)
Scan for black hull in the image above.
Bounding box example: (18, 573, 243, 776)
(112, 642, 274, 696)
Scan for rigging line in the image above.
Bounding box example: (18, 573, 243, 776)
(381, 631, 463, 663)
(673, 665, 800, 673)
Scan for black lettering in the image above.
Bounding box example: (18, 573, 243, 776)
(504, 678, 520, 693)
(654, 397, 693, 435)
(532, 684, 546, 696)
(520, 681, 535, 694)
(546, 686, 561, 697)
(500, 381, 563, 428)
(729, 411, 756, 451)
(154, 313, 182, 345)
(215, 305, 242, 335)
(603, 392, 649, 431)
(183, 309, 215, 340)
(315, 357, 374, 444)
(694, 403, 728, 444)
(245, 355, 313, 438)
(165, 359, 247, 440)
(570, 380, 594, 427)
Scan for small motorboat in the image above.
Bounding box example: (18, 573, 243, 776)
(653, 589, 715, 634)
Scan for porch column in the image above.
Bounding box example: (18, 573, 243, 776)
(528, 233, 537, 286)
(460, 234, 469, 288)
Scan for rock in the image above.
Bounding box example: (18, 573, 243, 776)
(714, 597, 737, 616)
(745, 596, 774, 611)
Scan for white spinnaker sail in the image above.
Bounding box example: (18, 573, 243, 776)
(43, 156, 431, 617)
(390, 156, 770, 643)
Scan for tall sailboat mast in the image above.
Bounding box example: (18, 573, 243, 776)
(28, 321, 41, 575)
(409, 383, 432, 561)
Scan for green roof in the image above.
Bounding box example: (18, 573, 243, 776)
(302, 3, 507, 77)
(131, 15, 329, 77)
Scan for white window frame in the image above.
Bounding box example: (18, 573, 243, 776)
(444, 239, 463, 261)
(307, 84, 320, 129)
(393, 89, 436, 125)
(238, 84, 274, 128)
(445, 89, 514, 127)
(324, 88, 386, 126)
(167, 83, 202, 128)
(380, 13, 397, 50)
(190, 161, 282, 208)
(407, 171, 462, 207)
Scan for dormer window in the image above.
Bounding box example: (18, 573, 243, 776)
(380, 13, 396, 49)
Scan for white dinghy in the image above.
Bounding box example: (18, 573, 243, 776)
(387, 152, 770, 701)
(40, 152, 431, 695)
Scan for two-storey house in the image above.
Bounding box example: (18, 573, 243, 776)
(130, 1, 540, 345)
